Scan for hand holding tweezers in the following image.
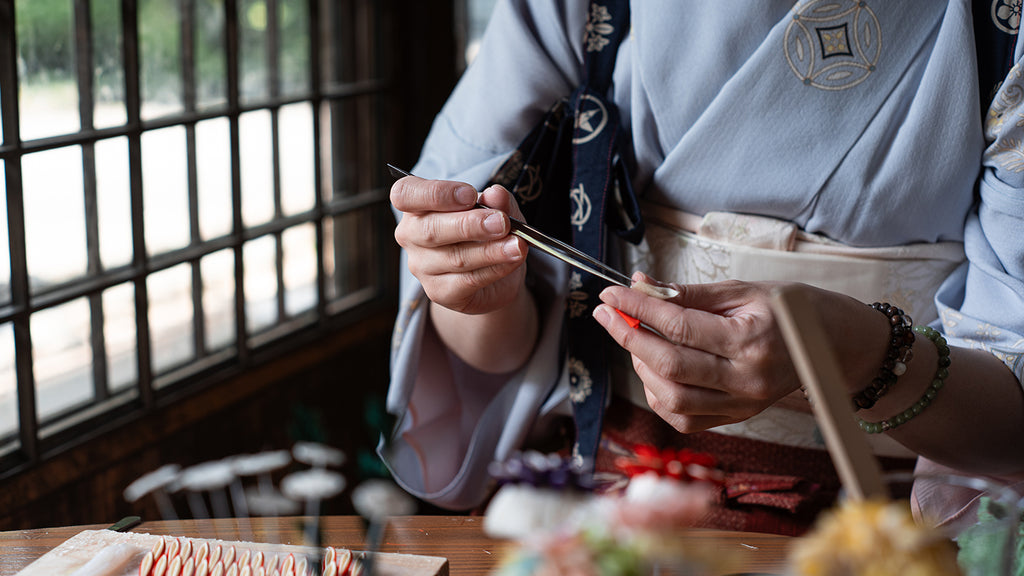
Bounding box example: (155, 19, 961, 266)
(386, 163, 633, 288)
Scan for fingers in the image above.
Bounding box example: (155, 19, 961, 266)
(478, 184, 524, 219)
(635, 355, 770, 432)
(640, 373, 737, 433)
(396, 208, 512, 250)
(594, 277, 802, 434)
(422, 260, 527, 310)
(393, 179, 521, 250)
(634, 356, 730, 415)
(407, 235, 526, 280)
(598, 285, 738, 357)
(391, 176, 533, 314)
(595, 303, 733, 392)
(666, 278, 775, 315)
(391, 175, 521, 220)
(390, 175, 478, 214)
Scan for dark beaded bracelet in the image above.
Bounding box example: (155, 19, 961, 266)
(858, 325, 950, 433)
(851, 302, 916, 411)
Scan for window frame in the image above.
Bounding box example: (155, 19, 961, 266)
(0, 0, 399, 475)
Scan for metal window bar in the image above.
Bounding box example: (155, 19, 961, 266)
(0, 0, 38, 463)
(267, 0, 286, 327)
(74, 0, 111, 404)
(181, 0, 208, 361)
(311, 0, 326, 322)
(0, 0, 394, 471)
(224, 0, 248, 366)
(327, 1, 354, 301)
(121, 0, 155, 413)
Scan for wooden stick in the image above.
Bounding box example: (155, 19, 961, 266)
(771, 285, 887, 501)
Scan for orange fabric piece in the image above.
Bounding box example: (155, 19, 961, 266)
(615, 308, 641, 329)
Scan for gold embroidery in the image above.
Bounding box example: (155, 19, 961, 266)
(819, 28, 850, 57)
(986, 138, 1024, 172)
(571, 94, 609, 145)
(391, 295, 426, 349)
(584, 4, 614, 52)
(944, 311, 1024, 376)
(985, 63, 1024, 140)
(992, 349, 1022, 372)
(568, 357, 594, 403)
(489, 150, 544, 203)
(784, 0, 881, 91)
(567, 272, 588, 318)
(568, 292, 589, 319)
(940, 309, 964, 337)
(992, 0, 1022, 35)
(569, 271, 584, 291)
(974, 322, 1005, 341)
(570, 183, 593, 231)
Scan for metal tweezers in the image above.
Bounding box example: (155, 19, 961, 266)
(387, 164, 633, 287)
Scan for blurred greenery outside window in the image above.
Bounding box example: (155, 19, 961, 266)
(0, 0, 392, 466)
(460, 0, 498, 68)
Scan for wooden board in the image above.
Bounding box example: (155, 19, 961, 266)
(15, 529, 448, 576)
(771, 286, 887, 501)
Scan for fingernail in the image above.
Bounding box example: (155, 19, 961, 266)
(600, 288, 619, 307)
(593, 305, 610, 324)
(455, 186, 477, 206)
(484, 212, 506, 234)
(502, 236, 521, 259)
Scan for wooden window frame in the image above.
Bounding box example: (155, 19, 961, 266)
(0, 0, 400, 478)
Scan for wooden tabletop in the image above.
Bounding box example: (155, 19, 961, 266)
(0, 515, 792, 575)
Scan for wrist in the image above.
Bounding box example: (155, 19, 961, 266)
(857, 325, 948, 433)
(430, 284, 539, 374)
(851, 303, 916, 410)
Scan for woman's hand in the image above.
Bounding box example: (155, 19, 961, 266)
(391, 176, 530, 315)
(392, 175, 538, 373)
(593, 275, 886, 432)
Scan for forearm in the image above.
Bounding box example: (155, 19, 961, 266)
(430, 284, 539, 374)
(806, 288, 1024, 476)
(856, 336, 1024, 477)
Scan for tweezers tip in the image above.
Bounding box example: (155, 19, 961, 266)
(386, 163, 410, 179)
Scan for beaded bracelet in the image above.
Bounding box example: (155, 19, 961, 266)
(851, 303, 916, 410)
(857, 325, 950, 434)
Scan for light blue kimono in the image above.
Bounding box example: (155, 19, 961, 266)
(381, 0, 1024, 512)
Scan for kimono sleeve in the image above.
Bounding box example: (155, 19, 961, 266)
(916, 34, 1024, 530)
(378, 0, 585, 510)
(933, 38, 1024, 384)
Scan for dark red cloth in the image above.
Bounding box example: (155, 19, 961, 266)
(591, 400, 916, 536)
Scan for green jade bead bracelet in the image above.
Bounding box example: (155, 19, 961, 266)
(857, 325, 951, 434)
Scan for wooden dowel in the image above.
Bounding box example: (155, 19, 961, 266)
(771, 285, 887, 501)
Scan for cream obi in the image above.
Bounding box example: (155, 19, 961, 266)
(612, 200, 966, 458)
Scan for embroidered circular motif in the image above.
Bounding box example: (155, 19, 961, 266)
(784, 0, 882, 91)
(514, 163, 543, 202)
(572, 94, 608, 145)
(489, 149, 544, 203)
(992, 0, 1021, 35)
(568, 357, 594, 404)
(569, 183, 593, 231)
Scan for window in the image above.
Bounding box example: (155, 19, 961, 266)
(456, 0, 498, 69)
(0, 0, 396, 470)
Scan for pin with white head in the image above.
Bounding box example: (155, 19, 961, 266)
(281, 448, 346, 573)
(124, 464, 182, 520)
(177, 460, 236, 540)
(350, 478, 416, 576)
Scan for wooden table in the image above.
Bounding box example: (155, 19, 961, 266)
(0, 515, 792, 575)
